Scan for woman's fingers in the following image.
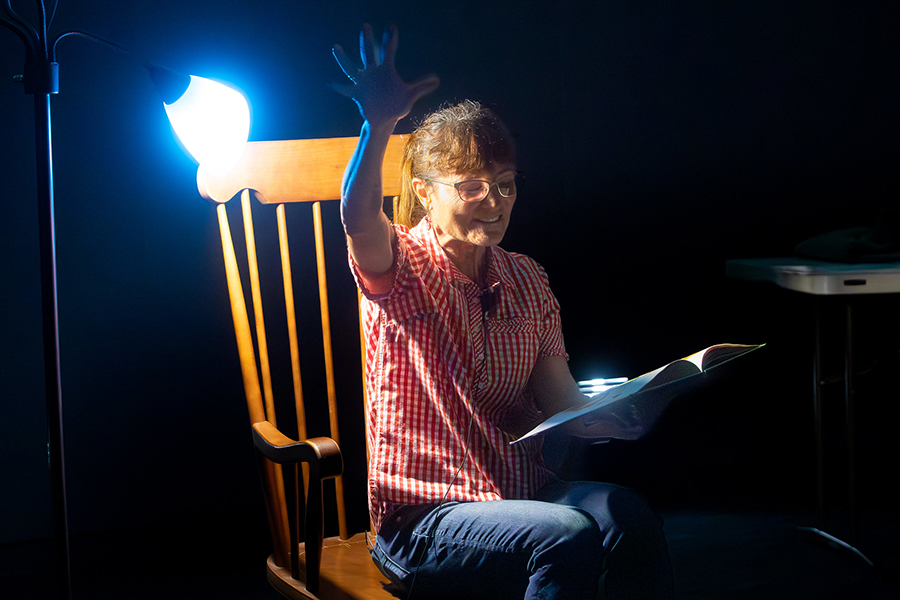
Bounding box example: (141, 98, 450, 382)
(382, 25, 398, 66)
(332, 25, 439, 122)
(409, 73, 441, 99)
(327, 80, 355, 98)
(332, 45, 359, 81)
(360, 23, 377, 68)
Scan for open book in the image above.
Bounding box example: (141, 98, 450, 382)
(513, 344, 764, 444)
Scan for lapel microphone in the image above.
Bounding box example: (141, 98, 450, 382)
(479, 282, 500, 314)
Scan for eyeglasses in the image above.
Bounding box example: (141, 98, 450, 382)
(428, 173, 520, 203)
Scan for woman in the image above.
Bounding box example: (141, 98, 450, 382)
(332, 25, 674, 600)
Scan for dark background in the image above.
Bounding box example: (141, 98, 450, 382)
(2, 0, 898, 566)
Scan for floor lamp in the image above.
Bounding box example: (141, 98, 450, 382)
(2, 3, 250, 598)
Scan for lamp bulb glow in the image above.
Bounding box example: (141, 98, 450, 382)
(163, 76, 250, 174)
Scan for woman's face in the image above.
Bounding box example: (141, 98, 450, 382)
(415, 163, 517, 251)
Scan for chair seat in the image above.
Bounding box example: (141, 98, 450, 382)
(267, 532, 396, 600)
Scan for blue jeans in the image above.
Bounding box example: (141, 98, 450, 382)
(371, 480, 674, 599)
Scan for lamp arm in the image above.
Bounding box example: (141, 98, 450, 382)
(3, 1, 39, 38)
(2, 2, 37, 58)
(36, 0, 48, 54)
(3, 5, 154, 74)
(44, 0, 60, 29)
(49, 30, 191, 105)
(50, 29, 150, 68)
(3, 1, 57, 94)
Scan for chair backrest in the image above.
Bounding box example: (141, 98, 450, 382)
(197, 135, 405, 597)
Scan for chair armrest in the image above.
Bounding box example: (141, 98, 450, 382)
(251, 420, 343, 479)
(251, 420, 343, 593)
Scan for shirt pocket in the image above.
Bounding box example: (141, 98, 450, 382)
(482, 316, 541, 403)
(486, 317, 538, 335)
(379, 276, 440, 326)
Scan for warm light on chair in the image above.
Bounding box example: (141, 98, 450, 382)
(197, 134, 409, 598)
(197, 135, 406, 204)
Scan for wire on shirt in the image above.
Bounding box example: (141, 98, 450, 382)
(407, 282, 496, 597)
(405, 395, 477, 598)
(375, 280, 497, 598)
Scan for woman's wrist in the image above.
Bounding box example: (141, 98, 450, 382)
(364, 117, 400, 139)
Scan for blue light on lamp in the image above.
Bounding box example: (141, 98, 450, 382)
(163, 76, 250, 173)
(148, 64, 251, 174)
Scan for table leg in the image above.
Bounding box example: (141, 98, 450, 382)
(813, 298, 826, 524)
(844, 303, 859, 545)
(801, 299, 872, 569)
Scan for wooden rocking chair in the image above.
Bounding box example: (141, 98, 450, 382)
(197, 135, 406, 599)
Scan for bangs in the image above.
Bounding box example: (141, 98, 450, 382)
(446, 125, 516, 175)
(413, 102, 516, 178)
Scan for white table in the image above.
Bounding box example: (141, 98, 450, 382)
(727, 257, 900, 561)
(726, 257, 900, 295)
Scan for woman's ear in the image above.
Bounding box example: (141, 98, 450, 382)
(412, 178, 431, 212)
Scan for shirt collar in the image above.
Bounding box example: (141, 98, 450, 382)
(412, 216, 500, 289)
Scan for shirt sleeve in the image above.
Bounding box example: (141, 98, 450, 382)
(538, 270, 567, 360)
(348, 224, 409, 302)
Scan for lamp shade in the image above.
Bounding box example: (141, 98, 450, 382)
(160, 74, 250, 174)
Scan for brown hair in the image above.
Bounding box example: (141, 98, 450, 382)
(395, 100, 516, 228)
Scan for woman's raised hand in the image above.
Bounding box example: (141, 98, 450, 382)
(331, 24, 439, 127)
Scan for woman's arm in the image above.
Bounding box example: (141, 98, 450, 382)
(331, 25, 438, 290)
(530, 355, 646, 440)
(340, 120, 397, 286)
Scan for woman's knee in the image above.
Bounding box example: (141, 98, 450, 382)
(606, 486, 664, 532)
(539, 480, 664, 536)
(534, 505, 605, 554)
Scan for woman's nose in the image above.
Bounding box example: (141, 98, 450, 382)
(482, 186, 504, 207)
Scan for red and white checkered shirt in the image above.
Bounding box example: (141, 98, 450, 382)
(352, 218, 567, 531)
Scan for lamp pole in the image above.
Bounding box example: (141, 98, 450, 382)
(3, 3, 71, 598)
(4, 7, 249, 598)
(33, 88, 72, 600)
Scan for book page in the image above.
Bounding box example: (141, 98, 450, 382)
(699, 344, 760, 370)
(512, 343, 763, 444)
(514, 365, 668, 441)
